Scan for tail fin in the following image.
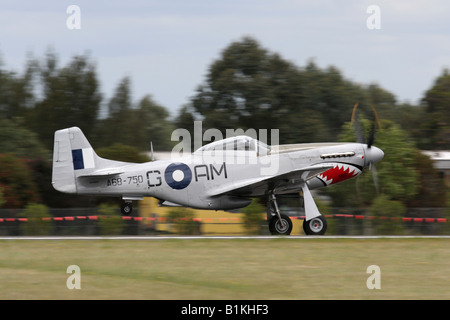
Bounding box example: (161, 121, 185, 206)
(52, 127, 99, 193)
(52, 127, 135, 194)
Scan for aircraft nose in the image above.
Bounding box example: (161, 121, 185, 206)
(365, 146, 384, 166)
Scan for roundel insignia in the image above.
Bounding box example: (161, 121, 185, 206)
(164, 163, 192, 190)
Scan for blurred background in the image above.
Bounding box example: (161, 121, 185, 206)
(0, 1, 449, 236)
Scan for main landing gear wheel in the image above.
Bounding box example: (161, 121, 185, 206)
(121, 202, 133, 215)
(269, 213, 293, 235)
(266, 193, 293, 235)
(303, 215, 327, 235)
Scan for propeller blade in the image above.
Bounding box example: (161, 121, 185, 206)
(367, 122, 375, 148)
(350, 102, 359, 124)
(367, 105, 381, 148)
(351, 102, 365, 144)
(370, 105, 382, 130)
(371, 163, 379, 194)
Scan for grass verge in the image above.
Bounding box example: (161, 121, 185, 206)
(0, 238, 449, 299)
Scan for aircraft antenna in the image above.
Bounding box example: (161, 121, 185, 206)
(150, 141, 155, 161)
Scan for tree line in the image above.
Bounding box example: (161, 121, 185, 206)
(0, 37, 448, 211)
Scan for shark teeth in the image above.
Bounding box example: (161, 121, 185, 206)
(317, 163, 362, 185)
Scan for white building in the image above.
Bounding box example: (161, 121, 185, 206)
(421, 150, 450, 187)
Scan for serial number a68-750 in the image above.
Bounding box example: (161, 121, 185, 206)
(107, 175, 143, 187)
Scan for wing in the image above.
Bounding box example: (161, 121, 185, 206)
(208, 164, 333, 197)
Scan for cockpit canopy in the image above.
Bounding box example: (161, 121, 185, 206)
(194, 135, 271, 156)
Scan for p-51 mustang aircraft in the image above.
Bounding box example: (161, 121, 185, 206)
(52, 122, 383, 235)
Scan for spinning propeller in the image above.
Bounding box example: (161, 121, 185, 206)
(351, 102, 384, 193)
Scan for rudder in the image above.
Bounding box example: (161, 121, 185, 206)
(52, 127, 97, 193)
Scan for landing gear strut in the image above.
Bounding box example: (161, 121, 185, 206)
(121, 201, 133, 215)
(267, 193, 293, 235)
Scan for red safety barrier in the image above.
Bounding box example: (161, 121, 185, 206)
(0, 214, 447, 223)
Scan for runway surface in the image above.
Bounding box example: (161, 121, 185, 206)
(1, 235, 450, 240)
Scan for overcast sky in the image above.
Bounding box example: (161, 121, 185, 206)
(1, 0, 449, 116)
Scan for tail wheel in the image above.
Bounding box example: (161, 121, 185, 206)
(269, 214, 293, 235)
(121, 202, 133, 215)
(303, 216, 327, 235)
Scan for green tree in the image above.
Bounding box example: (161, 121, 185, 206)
(368, 194, 406, 235)
(96, 143, 151, 163)
(190, 37, 401, 145)
(0, 153, 40, 208)
(419, 68, 450, 149)
(26, 51, 102, 150)
(97, 203, 125, 235)
(133, 95, 175, 151)
(364, 83, 397, 120)
(21, 203, 52, 236)
(96, 81, 174, 151)
(167, 207, 199, 235)
(108, 76, 132, 115)
(95, 77, 133, 147)
(241, 198, 265, 235)
(174, 105, 198, 151)
(0, 57, 36, 119)
(191, 37, 313, 143)
(0, 186, 4, 207)
(407, 152, 447, 207)
(0, 119, 49, 159)
(393, 103, 426, 146)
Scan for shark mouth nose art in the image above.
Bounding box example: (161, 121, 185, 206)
(317, 163, 362, 186)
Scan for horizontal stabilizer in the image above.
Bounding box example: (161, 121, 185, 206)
(77, 169, 125, 178)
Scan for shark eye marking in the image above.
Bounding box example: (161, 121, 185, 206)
(164, 163, 192, 190)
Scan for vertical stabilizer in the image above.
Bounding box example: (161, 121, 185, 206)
(52, 127, 97, 193)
